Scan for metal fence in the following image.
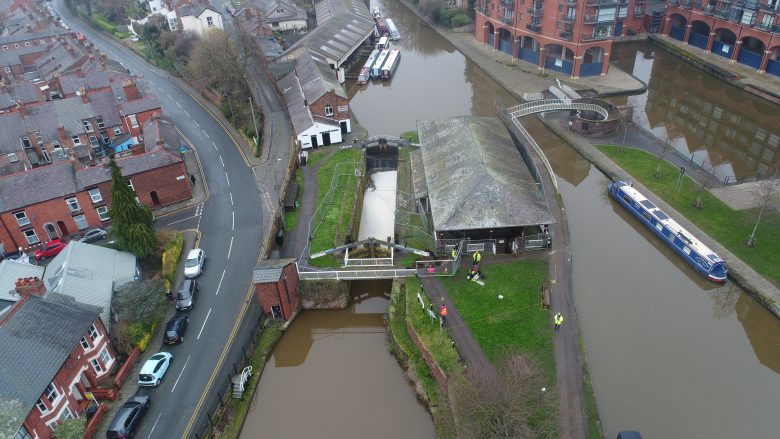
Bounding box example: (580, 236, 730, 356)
(193, 295, 265, 439)
(297, 267, 418, 280)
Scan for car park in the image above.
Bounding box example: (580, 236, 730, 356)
(78, 228, 108, 244)
(176, 279, 198, 311)
(105, 393, 150, 439)
(138, 352, 173, 387)
(163, 314, 189, 344)
(184, 248, 206, 278)
(34, 239, 66, 260)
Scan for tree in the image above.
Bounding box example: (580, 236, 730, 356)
(188, 29, 249, 99)
(745, 172, 779, 247)
(107, 159, 156, 258)
(53, 417, 86, 439)
(655, 130, 674, 179)
(112, 279, 167, 324)
(450, 350, 557, 438)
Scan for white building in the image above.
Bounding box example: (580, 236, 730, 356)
(178, 4, 224, 36)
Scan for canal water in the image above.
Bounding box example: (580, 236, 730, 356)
(342, 1, 780, 438)
(241, 280, 435, 439)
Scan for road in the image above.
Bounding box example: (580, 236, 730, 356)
(53, 2, 264, 438)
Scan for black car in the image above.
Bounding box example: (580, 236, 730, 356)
(164, 314, 189, 344)
(106, 394, 150, 439)
(78, 228, 108, 244)
(176, 279, 198, 311)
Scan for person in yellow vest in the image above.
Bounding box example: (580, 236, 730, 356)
(472, 251, 481, 264)
(554, 312, 564, 331)
(451, 249, 457, 259)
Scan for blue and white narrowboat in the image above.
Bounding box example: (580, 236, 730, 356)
(386, 18, 401, 40)
(370, 49, 390, 79)
(357, 49, 380, 84)
(608, 180, 727, 283)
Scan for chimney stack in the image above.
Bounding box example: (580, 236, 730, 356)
(122, 80, 140, 101)
(15, 277, 46, 297)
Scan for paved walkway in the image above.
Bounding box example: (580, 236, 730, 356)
(95, 230, 198, 438)
(650, 34, 780, 101)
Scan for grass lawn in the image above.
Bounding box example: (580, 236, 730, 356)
(598, 145, 780, 287)
(309, 148, 361, 255)
(400, 131, 420, 144)
(404, 278, 461, 374)
(439, 259, 553, 376)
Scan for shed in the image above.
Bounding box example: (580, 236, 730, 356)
(253, 258, 299, 320)
(284, 183, 299, 211)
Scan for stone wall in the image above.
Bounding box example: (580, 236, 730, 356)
(298, 280, 350, 309)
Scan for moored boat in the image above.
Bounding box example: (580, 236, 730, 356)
(608, 180, 727, 283)
(381, 49, 400, 80)
(370, 48, 390, 79)
(386, 18, 401, 40)
(357, 49, 380, 84)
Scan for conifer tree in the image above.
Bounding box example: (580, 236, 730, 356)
(108, 159, 156, 258)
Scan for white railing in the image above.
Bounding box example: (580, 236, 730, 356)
(298, 268, 417, 280)
(509, 116, 559, 191)
(506, 99, 609, 120)
(344, 258, 395, 266)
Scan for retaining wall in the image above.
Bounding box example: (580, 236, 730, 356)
(298, 280, 351, 309)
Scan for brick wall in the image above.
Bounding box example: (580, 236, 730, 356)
(309, 91, 350, 123)
(255, 263, 300, 320)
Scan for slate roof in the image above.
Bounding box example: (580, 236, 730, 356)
(0, 28, 67, 46)
(296, 50, 346, 103)
(0, 44, 45, 66)
(284, 0, 374, 67)
(253, 258, 295, 283)
(0, 259, 45, 304)
(52, 97, 94, 133)
(179, 4, 219, 17)
(20, 103, 61, 141)
(44, 241, 138, 331)
(0, 293, 101, 439)
(416, 116, 555, 232)
(0, 112, 27, 154)
(89, 91, 122, 128)
(259, 0, 306, 22)
(278, 71, 314, 136)
(0, 89, 13, 109)
(142, 115, 180, 153)
(119, 96, 161, 115)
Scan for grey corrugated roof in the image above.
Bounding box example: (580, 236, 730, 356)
(0, 260, 45, 304)
(8, 81, 38, 105)
(0, 89, 13, 110)
(279, 72, 314, 136)
(296, 50, 347, 103)
(0, 162, 77, 212)
(284, 0, 373, 67)
(253, 258, 295, 283)
(417, 116, 555, 231)
(89, 91, 122, 128)
(120, 96, 160, 116)
(116, 151, 181, 176)
(44, 241, 137, 331)
(0, 112, 27, 154)
(0, 44, 45, 65)
(260, 0, 306, 22)
(410, 149, 428, 199)
(0, 293, 101, 438)
(52, 97, 94, 133)
(142, 115, 180, 153)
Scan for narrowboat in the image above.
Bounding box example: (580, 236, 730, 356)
(370, 48, 390, 79)
(386, 18, 401, 40)
(357, 49, 379, 84)
(608, 180, 727, 283)
(376, 36, 390, 50)
(381, 49, 401, 79)
(375, 17, 388, 37)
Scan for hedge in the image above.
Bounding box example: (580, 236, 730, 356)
(161, 232, 184, 284)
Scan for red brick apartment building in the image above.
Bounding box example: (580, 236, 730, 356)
(663, 0, 780, 76)
(474, 0, 651, 77)
(0, 280, 116, 439)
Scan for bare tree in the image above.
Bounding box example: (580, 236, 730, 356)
(450, 350, 557, 438)
(655, 130, 674, 179)
(188, 29, 250, 98)
(746, 171, 779, 247)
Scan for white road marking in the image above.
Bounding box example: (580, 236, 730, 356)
(184, 110, 191, 118)
(197, 308, 212, 339)
(227, 236, 234, 259)
(166, 93, 173, 100)
(212, 141, 218, 150)
(203, 131, 210, 139)
(230, 193, 234, 206)
(225, 172, 230, 187)
(231, 211, 235, 230)
(216, 270, 225, 296)
(194, 120, 200, 128)
(219, 155, 225, 167)
(171, 355, 191, 393)
(147, 413, 162, 438)
(164, 214, 200, 226)
(176, 102, 182, 108)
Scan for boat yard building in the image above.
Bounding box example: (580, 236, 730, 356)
(279, 0, 375, 83)
(412, 116, 555, 253)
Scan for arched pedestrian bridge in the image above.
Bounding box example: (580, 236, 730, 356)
(507, 99, 610, 120)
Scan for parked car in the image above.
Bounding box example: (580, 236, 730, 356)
(163, 314, 189, 344)
(130, 35, 140, 42)
(0, 248, 25, 262)
(138, 352, 173, 387)
(176, 279, 198, 311)
(78, 228, 108, 244)
(184, 248, 206, 278)
(105, 393, 150, 439)
(34, 239, 66, 260)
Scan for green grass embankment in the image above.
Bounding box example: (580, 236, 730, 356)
(598, 145, 780, 287)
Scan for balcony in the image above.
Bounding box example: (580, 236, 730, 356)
(527, 6, 543, 15)
(760, 3, 779, 12)
(773, 24, 780, 32)
(560, 31, 573, 40)
(583, 14, 613, 23)
(581, 32, 613, 41)
(669, 0, 680, 5)
(566, 0, 578, 4)
(757, 21, 773, 30)
(526, 22, 542, 32)
(561, 14, 576, 23)
(740, 0, 760, 8)
(500, 15, 514, 24)
(585, 0, 619, 6)
(499, 0, 515, 8)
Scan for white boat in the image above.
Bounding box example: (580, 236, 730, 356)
(381, 49, 401, 80)
(386, 18, 401, 41)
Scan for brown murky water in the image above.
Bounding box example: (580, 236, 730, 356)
(611, 42, 780, 182)
(248, 1, 780, 437)
(241, 281, 434, 439)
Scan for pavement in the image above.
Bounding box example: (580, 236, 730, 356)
(649, 34, 780, 100)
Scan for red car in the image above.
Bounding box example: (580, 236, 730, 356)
(34, 239, 67, 260)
